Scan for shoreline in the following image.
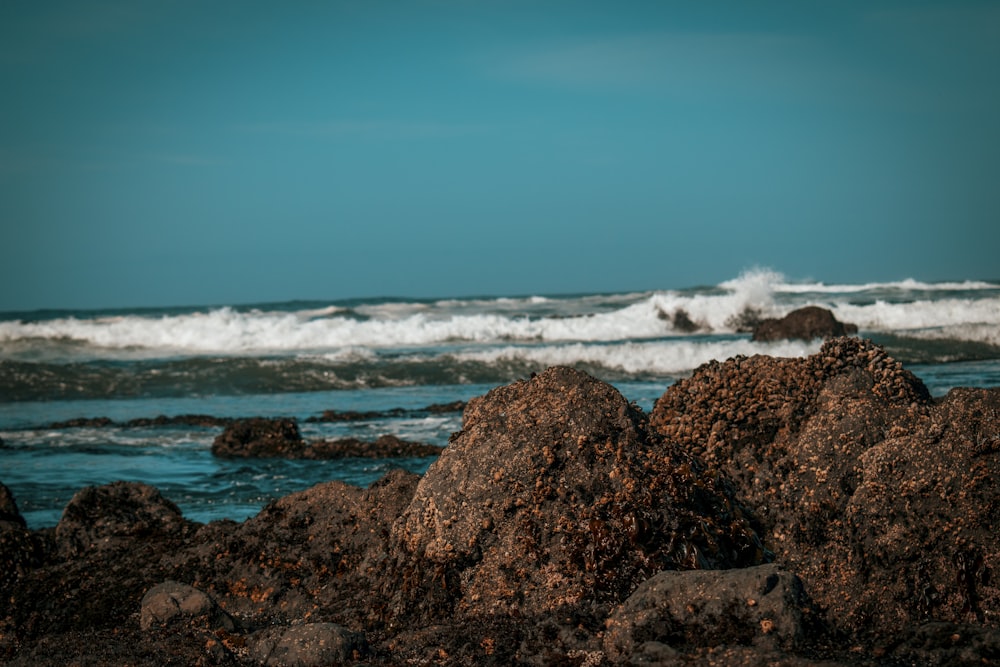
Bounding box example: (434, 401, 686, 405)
(2, 337, 999, 665)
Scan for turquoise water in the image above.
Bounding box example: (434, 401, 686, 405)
(2, 273, 998, 529)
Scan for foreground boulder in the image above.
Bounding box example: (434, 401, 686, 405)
(651, 337, 1000, 644)
(751, 305, 857, 342)
(386, 366, 768, 626)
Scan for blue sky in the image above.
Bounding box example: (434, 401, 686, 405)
(1, 1, 998, 310)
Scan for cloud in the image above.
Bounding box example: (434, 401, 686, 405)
(150, 154, 231, 167)
(234, 119, 492, 140)
(488, 31, 832, 95)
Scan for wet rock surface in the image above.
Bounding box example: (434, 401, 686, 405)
(2, 347, 999, 665)
(651, 337, 1000, 651)
(211, 419, 441, 459)
(751, 305, 858, 342)
(604, 564, 819, 661)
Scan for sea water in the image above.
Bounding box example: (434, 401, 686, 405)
(2, 270, 998, 529)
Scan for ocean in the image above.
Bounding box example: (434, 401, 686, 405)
(2, 270, 999, 530)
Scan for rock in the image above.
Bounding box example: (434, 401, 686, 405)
(425, 400, 466, 413)
(603, 564, 818, 662)
(210, 418, 440, 459)
(0, 483, 38, 590)
(305, 400, 465, 423)
(5, 354, 1000, 665)
(387, 366, 768, 623)
(888, 622, 1000, 666)
(751, 306, 858, 342)
(305, 434, 441, 459)
(161, 469, 421, 624)
(247, 622, 367, 666)
(651, 338, 1000, 643)
(124, 414, 232, 428)
(0, 482, 27, 529)
(45, 416, 115, 429)
(210, 417, 305, 458)
(54, 481, 191, 559)
(140, 580, 235, 632)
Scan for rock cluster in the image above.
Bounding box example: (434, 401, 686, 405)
(650, 337, 999, 643)
(2, 345, 999, 665)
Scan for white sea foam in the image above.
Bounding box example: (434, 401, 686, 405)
(832, 298, 1000, 336)
(774, 278, 1000, 293)
(450, 339, 819, 376)
(1, 272, 996, 357)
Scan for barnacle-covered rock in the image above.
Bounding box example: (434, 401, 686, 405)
(386, 366, 768, 622)
(651, 338, 1000, 644)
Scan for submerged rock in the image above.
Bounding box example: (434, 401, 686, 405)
(751, 305, 857, 342)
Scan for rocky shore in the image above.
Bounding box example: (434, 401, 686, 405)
(2, 337, 999, 665)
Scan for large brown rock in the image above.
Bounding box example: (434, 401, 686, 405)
(650, 337, 1000, 645)
(752, 306, 857, 342)
(386, 366, 768, 624)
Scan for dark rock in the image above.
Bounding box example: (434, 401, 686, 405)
(46, 416, 115, 429)
(5, 355, 1000, 665)
(424, 400, 466, 413)
(246, 622, 367, 666)
(307, 407, 407, 422)
(0, 483, 39, 590)
(305, 400, 465, 423)
(386, 366, 767, 624)
(125, 414, 233, 428)
(140, 580, 236, 632)
(210, 417, 304, 458)
(44, 414, 234, 430)
(603, 564, 818, 661)
(751, 306, 858, 342)
(888, 622, 1000, 666)
(161, 469, 421, 624)
(305, 434, 441, 459)
(651, 337, 1000, 644)
(211, 419, 441, 459)
(0, 482, 26, 530)
(54, 481, 191, 559)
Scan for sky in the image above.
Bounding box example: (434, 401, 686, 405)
(1, 1, 998, 311)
